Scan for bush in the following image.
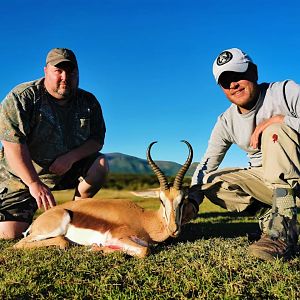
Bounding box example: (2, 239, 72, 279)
(103, 173, 192, 190)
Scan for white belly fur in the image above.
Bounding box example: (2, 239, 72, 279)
(64, 225, 145, 256)
(65, 225, 114, 246)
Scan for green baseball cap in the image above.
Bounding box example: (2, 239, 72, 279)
(46, 48, 78, 68)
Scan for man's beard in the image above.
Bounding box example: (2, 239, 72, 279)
(55, 85, 73, 98)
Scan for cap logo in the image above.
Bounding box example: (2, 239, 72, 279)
(216, 51, 233, 66)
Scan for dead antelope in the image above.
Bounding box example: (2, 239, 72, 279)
(14, 141, 193, 258)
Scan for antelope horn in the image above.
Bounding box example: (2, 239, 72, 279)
(147, 141, 169, 191)
(173, 140, 193, 190)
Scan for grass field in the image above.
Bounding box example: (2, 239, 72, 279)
(1, 189, 300, 299)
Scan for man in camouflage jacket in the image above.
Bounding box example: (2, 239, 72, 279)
(0, 48, 108, 239)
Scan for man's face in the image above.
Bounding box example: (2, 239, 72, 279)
(44, 62, 79, 100)
(218, 69, 259, 113)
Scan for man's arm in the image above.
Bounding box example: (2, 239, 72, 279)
(1, 140, 56, 210)
(250, 80, 300, 149)
(49, 92, 106, 176)
(49, 139, 102, 176)
(186, 116, 232, 222)
(250, 115, 284, 149)
(191, 116, 232, 186)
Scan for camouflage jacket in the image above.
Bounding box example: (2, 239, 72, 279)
(0, 78, 106, 189)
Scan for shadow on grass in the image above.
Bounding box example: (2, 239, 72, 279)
(168, 211, 260, 245)
(178, 207, 300, 243)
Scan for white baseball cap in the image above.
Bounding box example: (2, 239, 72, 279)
(213, 48, 253, 83)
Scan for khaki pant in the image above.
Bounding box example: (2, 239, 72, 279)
(201, 124, 300, 213)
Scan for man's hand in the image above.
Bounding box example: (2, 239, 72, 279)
(181, 184, 204, 225)
(49, 153, 75, 175)
(182, 200, 198, 225)
(28, 181, 56, 210)
(49, 140, 102, 176)
(250, 115, 284, 149)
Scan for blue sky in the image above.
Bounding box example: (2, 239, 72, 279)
(1, 0, 300, 166)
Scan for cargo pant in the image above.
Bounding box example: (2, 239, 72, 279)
(201, 123, 300, 233)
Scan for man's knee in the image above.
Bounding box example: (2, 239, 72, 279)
(84, 154, 109, 185)
(98, 155, 109, 173)
(263, 123, 283, 133)
(0, 221, 29, 240)
(89, 154, 109, 179)
(262, 123, 298, 143)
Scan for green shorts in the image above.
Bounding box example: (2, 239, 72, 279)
(0, 188, 37, 223)
(0, 153, 103, 223)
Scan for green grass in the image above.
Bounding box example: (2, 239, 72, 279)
(1, 189, 300, 299)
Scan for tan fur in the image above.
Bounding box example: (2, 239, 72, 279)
(14, 189, 185, 258)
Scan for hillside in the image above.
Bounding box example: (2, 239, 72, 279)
(106, 152, 198, 177)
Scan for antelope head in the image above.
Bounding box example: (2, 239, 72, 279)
(147, 140, 193, 237)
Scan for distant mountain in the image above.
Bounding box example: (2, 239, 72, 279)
(187, 162, 198, 177)
(106, 152, 198, 177)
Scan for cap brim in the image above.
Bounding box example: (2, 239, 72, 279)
(47, 58, 77, 67)
(215, 62, 249, 83)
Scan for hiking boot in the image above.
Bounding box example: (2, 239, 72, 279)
(248, 234, 296, 261)
(249, 187, 298, 261)
(268, 188, 298, 245)
(247, 207, 272, 243)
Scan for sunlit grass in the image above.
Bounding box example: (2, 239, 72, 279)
(1, 189, 300, 299)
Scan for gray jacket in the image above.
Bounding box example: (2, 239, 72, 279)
(192, 80, 300, 185)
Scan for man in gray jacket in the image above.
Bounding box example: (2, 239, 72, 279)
(189, 48, 299, 261)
